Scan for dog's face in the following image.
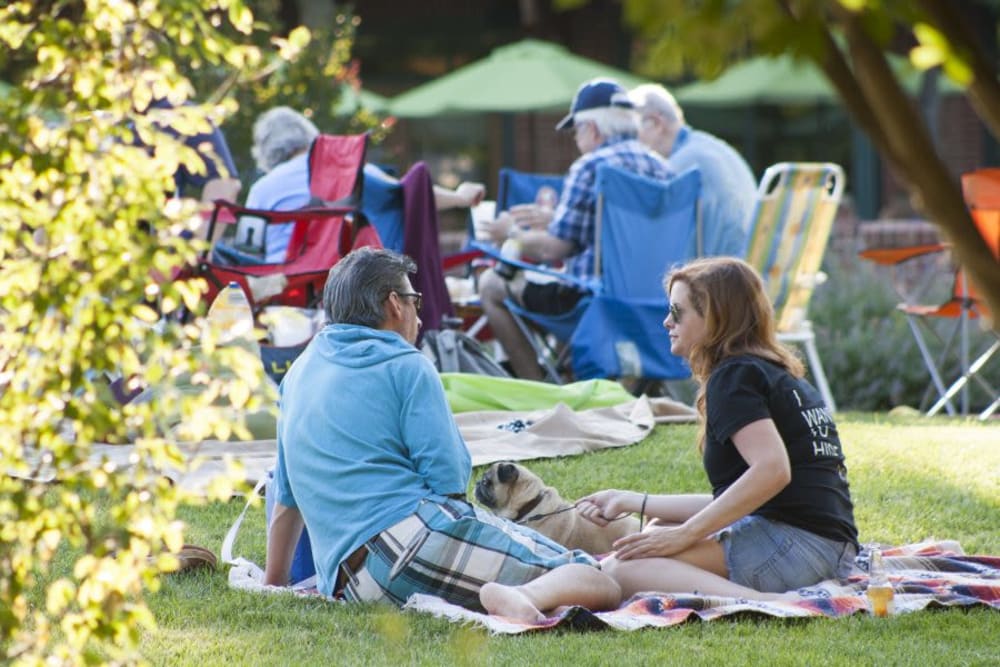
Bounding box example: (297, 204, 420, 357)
(474, 461, 639, 554)
(474, 462, 549, 520)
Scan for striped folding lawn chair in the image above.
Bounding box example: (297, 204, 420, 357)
(745, 162, 846, 411)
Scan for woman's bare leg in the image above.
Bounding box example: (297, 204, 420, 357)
(603, 538, 781, 601)
(479, 564, 621, 622)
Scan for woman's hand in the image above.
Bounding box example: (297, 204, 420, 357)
(610, 524, 699, 560)
(577, 489, 640, 527)
(454, 181, 486, 208)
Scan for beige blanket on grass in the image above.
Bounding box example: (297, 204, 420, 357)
(19, 396, 694, 495)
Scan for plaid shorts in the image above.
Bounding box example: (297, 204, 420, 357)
(341, 495, 598, 611)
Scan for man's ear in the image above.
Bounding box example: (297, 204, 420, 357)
(383, 291, 404, 323)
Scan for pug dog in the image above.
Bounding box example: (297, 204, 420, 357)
(474, 461, 640, 555)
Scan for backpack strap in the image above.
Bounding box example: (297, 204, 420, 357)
(221, 474, 268, 567)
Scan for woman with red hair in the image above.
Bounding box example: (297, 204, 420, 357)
(579, 257, 859, 599)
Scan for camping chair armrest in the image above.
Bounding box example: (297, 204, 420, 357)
(469, 240, 597, 293)
(858, 242, 948, 267)
(211, 201, 357, 223)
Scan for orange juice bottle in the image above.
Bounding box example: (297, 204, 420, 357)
(866, 547, 895, 617)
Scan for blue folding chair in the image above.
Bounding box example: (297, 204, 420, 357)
(485, 165, 702, 383)
(569, 166, 701, 381)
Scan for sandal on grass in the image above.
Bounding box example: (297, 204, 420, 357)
(173, 544, 218, 573)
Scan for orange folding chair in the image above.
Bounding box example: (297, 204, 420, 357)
(861, 169, 999, 419)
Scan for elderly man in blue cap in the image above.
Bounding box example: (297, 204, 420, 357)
(479, 77, 674, 380)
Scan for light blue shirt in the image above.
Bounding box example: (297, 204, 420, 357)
(668, 127, 758, 258)
(245, 152, 312, 263)
(273, 324, 471, 597)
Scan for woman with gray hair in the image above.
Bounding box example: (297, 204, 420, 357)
(211, 106, 320, 265)
(251, 106, 319, 173)
(213, 105, 485, 267)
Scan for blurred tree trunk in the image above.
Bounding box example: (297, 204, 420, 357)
(813, 4, 1000, 319)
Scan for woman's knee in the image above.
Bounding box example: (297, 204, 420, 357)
(599, 556, 639, 584)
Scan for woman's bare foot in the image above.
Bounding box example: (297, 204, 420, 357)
(479, 582, 546, 623)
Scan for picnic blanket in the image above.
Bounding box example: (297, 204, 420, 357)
(224, 541, 999, 632)
(401, 541, 999, 633)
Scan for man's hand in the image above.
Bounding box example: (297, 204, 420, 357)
(486, 211, 514, 244)
(507, 203, 553, 230)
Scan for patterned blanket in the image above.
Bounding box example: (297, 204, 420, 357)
(400, 541, 1000, 634)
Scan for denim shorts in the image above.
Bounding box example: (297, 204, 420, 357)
(718, 515, 858, 593)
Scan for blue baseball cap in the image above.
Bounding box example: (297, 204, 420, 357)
(556, 78, 634, 131)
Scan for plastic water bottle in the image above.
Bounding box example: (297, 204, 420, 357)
(495, 235, 522, 281)
(207, 281, 255, 344)
(866, 546, 895, 617)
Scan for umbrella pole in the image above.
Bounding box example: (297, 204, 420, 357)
(502, 112, 516, 168)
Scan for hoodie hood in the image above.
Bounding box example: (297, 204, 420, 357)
(313, 323, 419, 369)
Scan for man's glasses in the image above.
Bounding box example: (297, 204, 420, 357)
(394, 290, 423, 312)
(669, 303, 683, 324)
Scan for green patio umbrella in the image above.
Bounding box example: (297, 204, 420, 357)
(389, 39, 650, 117)
(673, 53, 961, 219)
(674, 53, 960, 106)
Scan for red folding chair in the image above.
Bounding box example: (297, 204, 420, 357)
(195, 133, 377, 309)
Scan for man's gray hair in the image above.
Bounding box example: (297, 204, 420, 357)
(573, 106, 639, 139)
(251, 106, 320, 172)
(323, 247, 417, 328)
(630, 84, 685, 128)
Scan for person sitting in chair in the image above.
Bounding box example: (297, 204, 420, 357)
(477, 78, 674, 380)
(630, 84, 757, 258)
(212, 106, 486, 265)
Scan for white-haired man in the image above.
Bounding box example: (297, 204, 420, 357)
(478, 78, 674, 380)
(630, 84, 757, 258)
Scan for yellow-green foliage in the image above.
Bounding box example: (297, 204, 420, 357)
(0, 1, 295, 663)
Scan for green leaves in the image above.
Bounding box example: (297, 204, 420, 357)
(0, 1, 284, 663)
(911, 22, 973, 85)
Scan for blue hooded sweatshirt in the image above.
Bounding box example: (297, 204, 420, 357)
(273, 323, 471, 597)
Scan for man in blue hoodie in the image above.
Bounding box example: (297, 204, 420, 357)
(264, 247, 620, 621)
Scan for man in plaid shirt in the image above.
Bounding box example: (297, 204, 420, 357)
(479, 78, 675, 380)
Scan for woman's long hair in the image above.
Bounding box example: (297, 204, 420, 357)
(665, 257, 804, 449)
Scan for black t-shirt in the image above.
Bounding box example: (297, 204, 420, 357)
(704, 354, 858, 547)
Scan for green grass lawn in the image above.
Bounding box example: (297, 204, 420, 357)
(145, 414, 999, 666)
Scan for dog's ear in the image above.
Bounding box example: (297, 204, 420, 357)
(497, 462, 519, 484)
